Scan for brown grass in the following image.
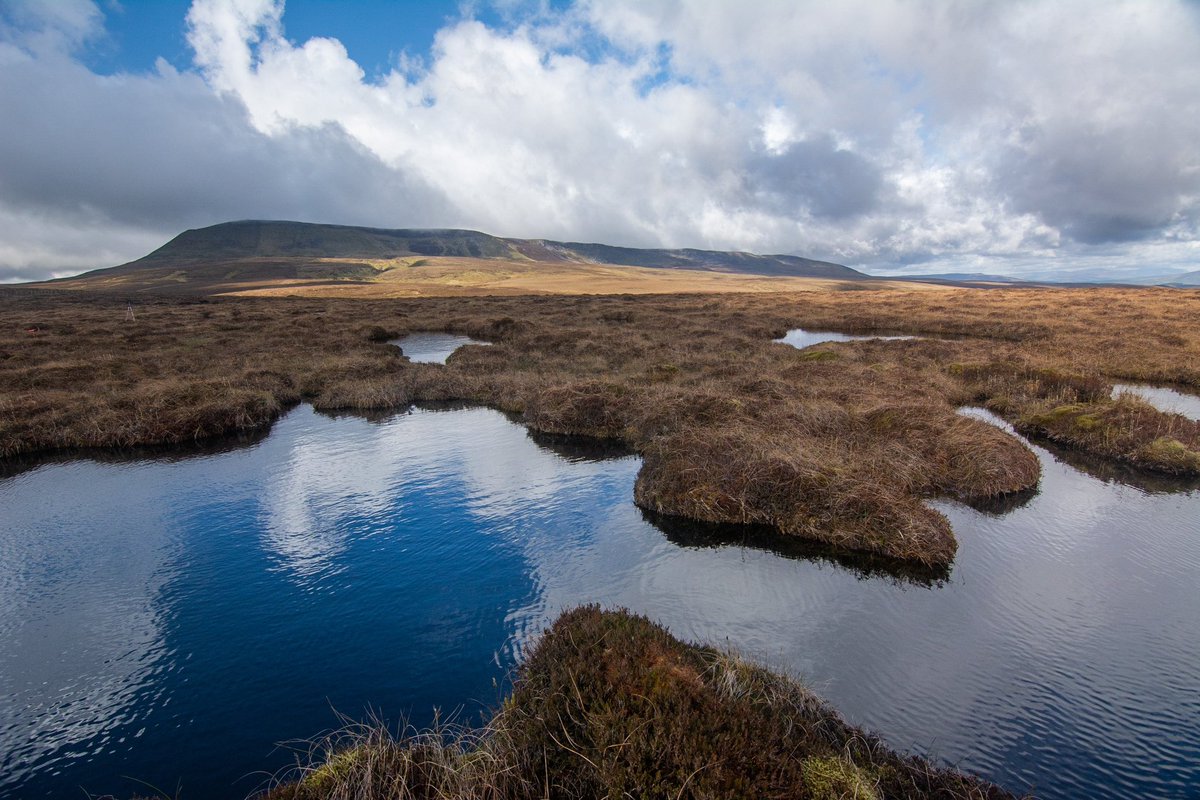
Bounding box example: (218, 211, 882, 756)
(3, 284, 1199, 565)
(264, 606, 1021, 800)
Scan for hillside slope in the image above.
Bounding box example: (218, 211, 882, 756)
(38, 220, 867, 295)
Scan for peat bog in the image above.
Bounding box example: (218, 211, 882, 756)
(3, 284, 1200, 799)
(3, 286, 1198, 565)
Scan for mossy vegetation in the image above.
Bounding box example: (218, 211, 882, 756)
(801, 757, 881, 800)
(3, 285, 1198, 565)
(265, 607, 1020, 800)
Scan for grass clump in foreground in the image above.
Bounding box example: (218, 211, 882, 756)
(266, 607, 1020, 800)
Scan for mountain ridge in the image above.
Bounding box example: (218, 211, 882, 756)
(81, 219, 865, 283)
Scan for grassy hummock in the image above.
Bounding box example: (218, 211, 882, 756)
(265, 607, 1021, 800)
(1015, 396, 1200, 474)
(948, 362, 1200, 475)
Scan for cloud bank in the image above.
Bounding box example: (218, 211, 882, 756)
(1, 0, 1198, 281)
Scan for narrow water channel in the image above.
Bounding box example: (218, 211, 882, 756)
(1, 405, 1197, 799)
(1112, 382, 1200, 421)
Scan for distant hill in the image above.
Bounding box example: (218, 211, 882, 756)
(520, 239, 858, 279)
(891, 272, 1027, 284)
(44, 220, 864, 294)
(1161, 270, 1200, 287)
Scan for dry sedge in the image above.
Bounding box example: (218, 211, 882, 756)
(2, 285, 1198, 567)
(264, 606, 1022, 800)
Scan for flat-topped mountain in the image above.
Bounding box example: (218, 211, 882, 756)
(37, 220, 874, 296)
(127, 220, 860, 277)
(126, 221, 517, 264)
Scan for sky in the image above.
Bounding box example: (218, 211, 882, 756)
(1, 0, 1198, 283)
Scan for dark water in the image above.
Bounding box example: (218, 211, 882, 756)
(1112, 383, 1200, 422)
(390, 332, 489, 363)
(775, 327, 917, 349)
(2, 406, 1199, 799)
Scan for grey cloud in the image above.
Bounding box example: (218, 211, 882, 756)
(0, 263, 60, 282)
(582, 0, 1200, 274)
(0, 51, 452, 277)
(997, 125, 1200, 245)
(745, 137, 883, 220)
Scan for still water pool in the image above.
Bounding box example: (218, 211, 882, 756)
(775, 327, 917, 349)
(1, 405, 1198, 799)
(390, 332, 489, 364)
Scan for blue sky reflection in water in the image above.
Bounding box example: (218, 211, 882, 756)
(1, 405, 1199, 799)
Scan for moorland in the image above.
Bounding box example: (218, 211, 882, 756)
(4, 223, 1200, 799)
(3, 282, 1197, 567)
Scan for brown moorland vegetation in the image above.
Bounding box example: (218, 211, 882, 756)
(264, 606, 1020, 800)
(2, 285, 1198, 566)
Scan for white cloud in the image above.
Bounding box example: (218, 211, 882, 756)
(1, 0, 1199, 280)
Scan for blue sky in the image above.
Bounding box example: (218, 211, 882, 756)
(84, 1, 466, 76)
(0, 0, 1198, 282)
(82, 1, 582, 78)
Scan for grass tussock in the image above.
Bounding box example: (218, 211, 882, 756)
(265, 607, 1021, 800)
(1016, 395, 1200, 474)
(633, 426, 961, 564)
(268, 719, 513, 800)
(3, 285, 1198, 565)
